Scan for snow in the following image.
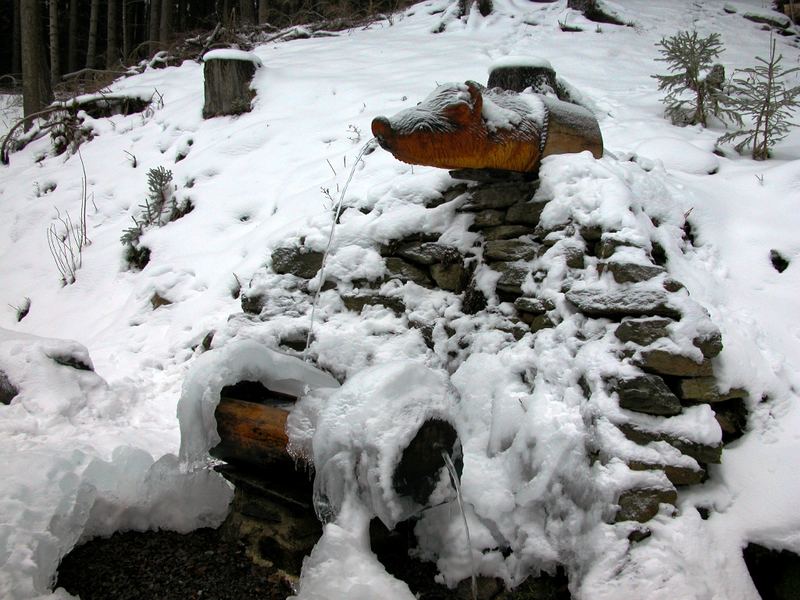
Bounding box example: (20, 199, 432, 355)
(635, 137, 720, 175)
(489, 55, 554, 71)
(202, 49, 264, 65)
(1, 0, 800, 599)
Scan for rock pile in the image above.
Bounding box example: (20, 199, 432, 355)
(243, 160, 747, 535)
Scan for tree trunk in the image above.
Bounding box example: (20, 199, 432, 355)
(258, 0, 268, 22)
(86, 0, 100, 69)
(240, 0, 254, 24)
(159, 0, 172, 45)
(12, 0, 22, 76)
(49, 0, 61, 87)
(21, 0, 54, 128)
(149, 0, 161, 52)
(68, 0, 79, 73)
(122, 0, 130, 60)
(178, 0, 187, 31)
(107, 0, 120, 68)
(202, 55, 258, 118)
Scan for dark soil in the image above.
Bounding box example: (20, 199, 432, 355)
(54, 527, 293, 600)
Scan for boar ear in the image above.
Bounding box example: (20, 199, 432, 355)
(465, 80, 484, 114)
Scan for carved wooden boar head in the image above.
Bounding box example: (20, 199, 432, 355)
(371, 80, 603, 174)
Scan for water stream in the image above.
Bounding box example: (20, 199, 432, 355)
(442, 450, 478, 600)
(303, 137, 378, 362)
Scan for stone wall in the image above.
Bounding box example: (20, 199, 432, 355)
(248, 166, 747, 533)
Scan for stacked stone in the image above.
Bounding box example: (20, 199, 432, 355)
(251, 170, 748, 530)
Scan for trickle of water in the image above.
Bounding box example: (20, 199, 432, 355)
(442, 450, 477, 600)
(304, 137, 379, 362)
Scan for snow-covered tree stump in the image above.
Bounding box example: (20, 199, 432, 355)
(488, 58, 558, 95)
(202, 49, 262, 119)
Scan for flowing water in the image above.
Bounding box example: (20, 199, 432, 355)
(443, 450, 478, 600)
(304, 137, 379, 361)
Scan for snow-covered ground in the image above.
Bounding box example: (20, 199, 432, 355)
(1, 0, 800, 598)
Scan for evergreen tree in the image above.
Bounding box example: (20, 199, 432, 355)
(718, 39, 800, 160)
(653, 30, 736, 127)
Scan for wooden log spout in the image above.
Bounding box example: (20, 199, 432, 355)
(371, 80, 602, 174)
(211, 380, 461, 508)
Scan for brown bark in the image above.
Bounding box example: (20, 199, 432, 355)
(258, 0, 268, 22)
(86, 0, 100, 69)
(49, 0, 61, 86)
(210, 397, 291, 467)
(202, 56, 257, 118)
(107, 0, 120, 68)
(21, 0, 54, 127)
(159, 0, 172, 45)
(68, 0, 79, 73)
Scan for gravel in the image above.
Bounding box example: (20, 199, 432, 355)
(54, 527, 293, 600)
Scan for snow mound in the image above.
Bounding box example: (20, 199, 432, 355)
(634, 138, 720, 175)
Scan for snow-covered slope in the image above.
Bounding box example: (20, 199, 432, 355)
(1, 1, 800, 598)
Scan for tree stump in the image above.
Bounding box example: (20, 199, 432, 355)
(488, 58, 558, 95)
(202, 49, 262, 119)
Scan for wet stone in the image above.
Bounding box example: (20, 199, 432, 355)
(613, 374, 682, 416)
(431, 262, 467, 292)
(396, 242, 461, 266)
(341, 293, 406, 315)
(425, 183, 469, 208)
(638, 349, 713, 377)
(579, 225, 604, 242)
(526, 313, 556, 333)
(484, 240, 540, 262)
(505, 199, 548, 226)
(470, 210, 506, 229)
(482, 225, 537, 241)
(607, 262, 666, 284)
(458, 181, 539, 211)
(271, 247, 324, 279)
(379, 233, 440, 257)
(565, 246, 585, 269)
(619, 423, 723, 464)
(462, 282, 488, 315)
(615, 487, 677, 523)
(565, 288, 682, 319)
(448, 168, 535, 183)
(596, 238, 635, 259)
(385, 257, 434, 287)
(663, 278, 685, 293)
(679, 377, 747, 403)
(515, 296, 556, 315)
(492, 262, 530, 295)
(241, 291, 266, 315)
(627, 460, 706, 487)
(693, 330, 723, 359)
(615, 317, 673, 346)
(713, 397, 749, 443)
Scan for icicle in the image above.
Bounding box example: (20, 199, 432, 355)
(304, 138, 378, 362)
(442, 450, 477, 600)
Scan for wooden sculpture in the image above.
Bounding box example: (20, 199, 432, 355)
(371, 80, 603, 174)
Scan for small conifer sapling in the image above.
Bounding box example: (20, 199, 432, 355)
(653, 31, 737, 127)
(717, 39, 800, 160)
